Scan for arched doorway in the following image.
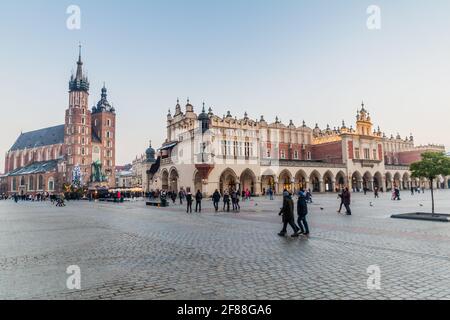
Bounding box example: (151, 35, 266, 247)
(394, 173, 401, 189)
(294, 170, 307, 192)
(351, 171, 362, 192)
(261, 174, 276, 195)
(363, 172, 373, 191)
(309, 171, 321, 192)
(335, 171, 346, 191)
(240, 169, 256, 195)
(385, 172, 393, 191)
(402, 173, 410, 190)
(219, 168, 238, 194)
(194, 171, 202, 194)
(169, 169, 179, 192)
(373, 172, 383, 190)
(323, 171, 334, 192)
(161, 170, 169, 191)
(278, 170, 292, 193)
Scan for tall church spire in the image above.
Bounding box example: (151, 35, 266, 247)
(69, 44, 89, 92)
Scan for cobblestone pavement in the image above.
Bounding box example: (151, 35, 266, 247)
(1, 190, 450, 300)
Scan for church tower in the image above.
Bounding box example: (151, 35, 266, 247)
(91, 84, 116, 187)
(64, 45, 92, 186)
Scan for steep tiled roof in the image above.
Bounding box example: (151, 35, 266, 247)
(7, 160, 59, 177)
(9, 125, 65, 151)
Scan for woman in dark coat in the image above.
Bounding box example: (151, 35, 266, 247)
(278, 192, 300, 237)
(297, 191, 310, 235)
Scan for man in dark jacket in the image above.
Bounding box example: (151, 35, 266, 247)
(343, 187, 352, 215)
(297, 190, 310, 236)
(278, 191, 300, 237)
(212, 189, 221, 212)
(223, 191, 230, 212)
(195, 190, 203, 212)
(186, 189, 193, 213)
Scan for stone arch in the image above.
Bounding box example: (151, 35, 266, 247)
(309, 170, 321, 193)
(373, 172, 383, 190)
(385, 172, 393, 190)
(351, 171, 362, 192)
(363, 171, 373, 191)
(335, 171, 346, 191)
(261, 169, 276, 195)
(240, 169, 256, 195)
(394, 172, 402, 189)
(193, 170, 202, 194)
(294, 169, 308, 192)
(161, 170, 169, 191)
(169, 168, 179, 192)
(219, 168, 239, 194)
(278, 169, 293, 193)
(323, 170, 335, 192)
(402, 172, 411, 190)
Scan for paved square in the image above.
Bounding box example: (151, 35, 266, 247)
(1, 190, 450, 300)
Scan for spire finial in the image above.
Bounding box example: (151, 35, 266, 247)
(78, 42, 82, 63)
(202, 102, 206, 113)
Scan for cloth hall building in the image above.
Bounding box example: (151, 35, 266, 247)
(2, 49, 116, 195)
(144, 100, 446, 196)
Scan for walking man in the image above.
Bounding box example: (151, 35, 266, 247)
(297, 190, 310, 236)
(195, 190, 203, 212)
(278, 191, 300, 237)
(343, 187, 352, 215)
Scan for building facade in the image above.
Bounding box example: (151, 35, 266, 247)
(145, 100, 447, 196)
(3, 48, 116, 195)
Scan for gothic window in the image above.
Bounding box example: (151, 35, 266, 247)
(307, 151, 312, 160)
(28, 176, 34, 191)
(280, 150, 286, 159)
(38, 175, 44, 190)
(294, 150, 299, 159)
(48, 178, 54, 191)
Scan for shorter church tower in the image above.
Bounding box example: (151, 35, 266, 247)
(91, 84, 116, 187)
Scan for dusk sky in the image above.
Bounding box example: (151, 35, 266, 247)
(1, 0, 450, 170)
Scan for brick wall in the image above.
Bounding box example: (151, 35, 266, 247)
(311, 141, 343, 163)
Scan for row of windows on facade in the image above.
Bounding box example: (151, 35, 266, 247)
(11, 148, 63, 170)
(67, 157, 113, 167)
(220, 141, 255, 158)
(68, 115, 113, 127)
(67, 147, 113, 158)
(66, 125, 114, 139)
(274, 149, 312, 160)
(384, 141, 413, 153)
(354, 148, 379, 160)
(11, 175, 55, 192)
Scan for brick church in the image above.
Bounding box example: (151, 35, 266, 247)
(3, 47, 116, 195)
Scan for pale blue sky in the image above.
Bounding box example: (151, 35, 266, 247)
(1, 0, 450, 170)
